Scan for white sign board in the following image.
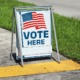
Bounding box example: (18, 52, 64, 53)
(15, 9, 52, 58)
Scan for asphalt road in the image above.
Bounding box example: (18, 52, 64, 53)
(18, 0, 80, 19)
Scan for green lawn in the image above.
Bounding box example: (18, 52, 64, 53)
(53, 14, 80, 62)
(0, 0, 80, 62)
(0, 0, 35, 30)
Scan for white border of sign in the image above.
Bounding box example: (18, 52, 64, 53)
(10, 6, 60, 66)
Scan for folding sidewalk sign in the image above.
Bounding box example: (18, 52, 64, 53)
(11, 6, 60, 66)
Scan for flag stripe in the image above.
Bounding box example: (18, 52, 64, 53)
(22, 12, 46, 30)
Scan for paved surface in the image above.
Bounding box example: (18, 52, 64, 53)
(0, 60, 80, 78)
(0, 27, 80, 80)
(0, 70, 80, 80)
(0, 28, 16, 66)
(0, 27, 66, 67)
(18, 0, 80, 19)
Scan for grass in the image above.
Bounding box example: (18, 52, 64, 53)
(0, 0, 80, 62)
(53, 14, 80, 62)
(0, 0, 35, 30)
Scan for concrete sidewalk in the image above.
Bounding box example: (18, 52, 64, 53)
(18, 0, 80, 19)
(0, 28, 66, 66)
(0, 28, 16, 66)
(0, 28, 80, 80)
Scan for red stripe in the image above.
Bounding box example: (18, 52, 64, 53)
(23, 12, 46, 30)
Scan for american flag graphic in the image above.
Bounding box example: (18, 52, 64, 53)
(22, 12, 46, 30)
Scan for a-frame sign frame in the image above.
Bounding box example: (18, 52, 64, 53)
(10, 6, 60, 66)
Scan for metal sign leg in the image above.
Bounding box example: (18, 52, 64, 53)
(20, 56, 23, 66)
(10, 27, 14, 60)
(19, 11, 24, 66)
(10, 13, 15, 60)
(51, 9, 60, 63)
